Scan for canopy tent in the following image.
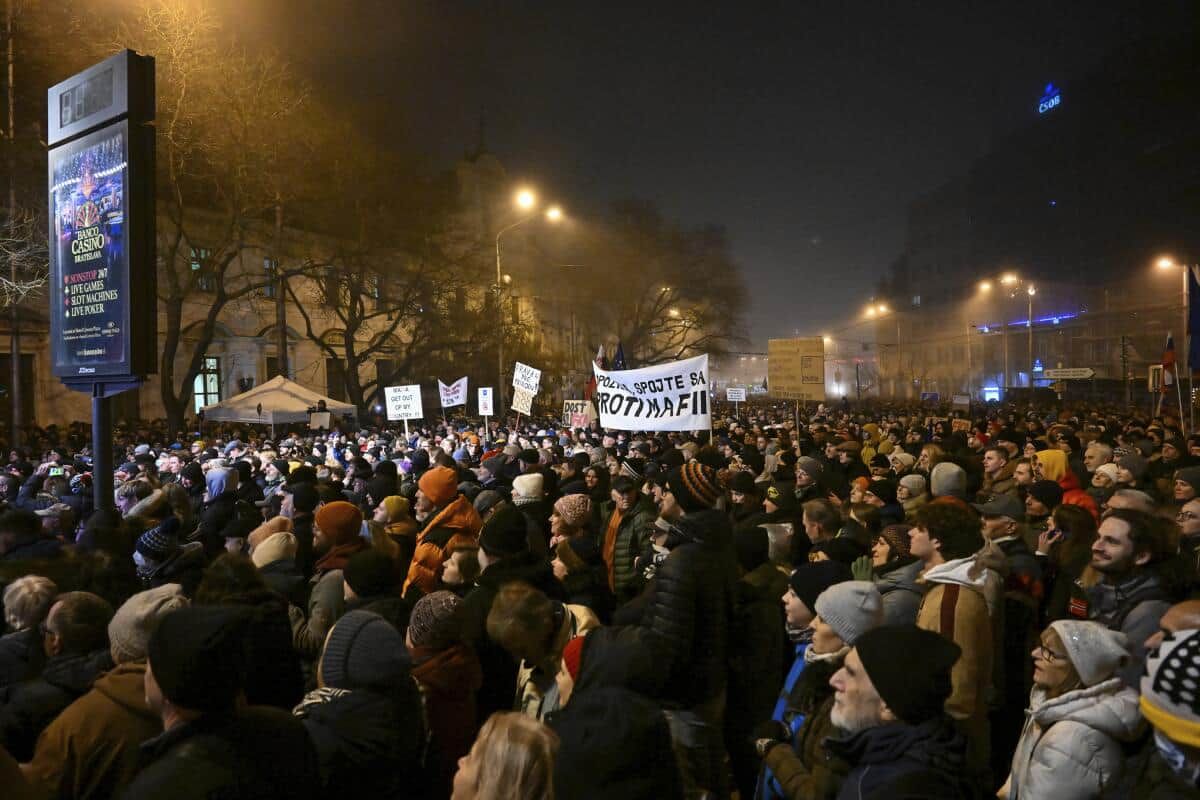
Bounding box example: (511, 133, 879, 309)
(200, 375, 357, 426)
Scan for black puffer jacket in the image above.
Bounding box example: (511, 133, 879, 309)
(825, 716, 978, 800)
(639, 509, 738, 709)
(0, 627, 44, 689)
(0, 648, 113, 760)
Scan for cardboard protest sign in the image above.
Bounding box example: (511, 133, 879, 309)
(592, 354, 710, 431)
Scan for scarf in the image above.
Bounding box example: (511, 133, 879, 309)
(603, 507, 624, 591)
(314, 537, 368, 574)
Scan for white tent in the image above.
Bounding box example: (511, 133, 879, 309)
(200, 375, 357, 425)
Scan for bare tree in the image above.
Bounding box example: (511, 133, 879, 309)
(0, 206, 47, 307)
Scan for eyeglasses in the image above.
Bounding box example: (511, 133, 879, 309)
(1178, 511, 1198, 521)
(1034, 642, 1068, 663)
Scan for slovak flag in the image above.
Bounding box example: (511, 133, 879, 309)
(1163, 333, 1177, 392)
(584, 344, 607, 400)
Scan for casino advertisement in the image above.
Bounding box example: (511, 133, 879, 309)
(49, 123, 129, 376)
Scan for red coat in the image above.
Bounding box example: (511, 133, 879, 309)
(411, 644, 482, 799)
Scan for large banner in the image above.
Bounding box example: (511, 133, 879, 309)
(438, 376, 468, 408)
(384, 385, 423, 420)
(767, 337, 826, 401)
(592, 354, 711, 431)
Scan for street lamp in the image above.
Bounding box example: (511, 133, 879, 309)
(495, 189, 563, 419)
(1027, 284, 1036, 387)
(978, 280, 992, 292)
(1155, 255, 1192, 429)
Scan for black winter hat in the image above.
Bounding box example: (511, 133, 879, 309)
(854, 625, 961, 725)
(344, 548, 400, 598)
(478, 505, 529, 557)
(148, 606, 248, 712)
(365, 475, 397, 506)
(735, 526, 770, 573)
(787, 560, 853, 616)
(1027, 479, 1064, 510)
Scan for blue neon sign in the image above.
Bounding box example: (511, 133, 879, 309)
(1038, 83, 1061, 114)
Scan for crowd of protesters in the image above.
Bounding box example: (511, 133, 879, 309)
(0, 399, 1197, 798)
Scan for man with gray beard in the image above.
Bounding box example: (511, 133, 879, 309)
(820, 626, 978, 799)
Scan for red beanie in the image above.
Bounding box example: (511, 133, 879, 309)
(562, 635, 585, 682)
(314, 501, 363, 547)
(418, 466, 459, 508)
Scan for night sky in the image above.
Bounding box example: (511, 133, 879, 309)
(211, 1, 1190, 348)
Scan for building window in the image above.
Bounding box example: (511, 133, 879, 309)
(191, 247, 215, 293)
(911, 295, 921, 307)
(263, 258, 277, 299)
(194, 356, 220, 413)
(326, 358, 347, 402)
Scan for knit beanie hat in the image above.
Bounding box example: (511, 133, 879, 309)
(270, 459, 290, 478)
(899, 473, 926, 496)
(667, 463, 721, 512)
(136, 516, 181, 563)
(381, 495, 410, 522)
(418, 466, 459, 508)
(1093, 463, 1119, 483)
(1049, 620, 1129, 687)
(247, 516, 292, 550)
(811, 537, 869, 565)
(1141, 628, 1200, 747)
(344, 549, 400, 598)
(765, 483, 798, 513)
(814, 580, 884, 645)
(556, 536, 602, 574)
(795, 457, 824, 481)
(109, 583, 188, 664)
(250, 531, 297, 567)
(314, 501, 364, 547)
(148, 606, 248, 712)
(890, 452, 916, 470)
(473, 489, 506, 516)
(930, 462, 967, 499)
(788, 561, 853, 617)
(878, 523, 912, 560)
(321, 610, 408, 691)
(1176, 466, 1200, 495)
(855, 625, 961, 725)
(562, 634, 585, 681)
(290, 482, 320, 513)
(408, 591, 463, 650)
(865, 479, 897, 505)
(479, 505, 529, 557)
(735, 526, 770, 573)
(512, 473, 545, 502)
(1027, 479, 1065, 510)
(1117, 452, 1149, 480)
(554, 494, 592, 530)
(365, 475, 397, 506)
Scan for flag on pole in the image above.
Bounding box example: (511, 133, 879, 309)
(1162, 333, 1176, 392)
(584, 344, 607, 400)
(613, 342, 628, 370)
(1188, 264, 1200, 370)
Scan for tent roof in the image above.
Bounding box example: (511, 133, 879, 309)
(200, 375, 357, 425)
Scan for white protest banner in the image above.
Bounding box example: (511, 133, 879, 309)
(512, 361, 542, 394)
(562, 400, 595, 428)
(384, 385, 423, 421)
(511, 385, 535, 415)
(438, 376, 468, 408)
(725, 387, 746, 402)
(478, 387, 494, 416)
(592, 354, 710, 431)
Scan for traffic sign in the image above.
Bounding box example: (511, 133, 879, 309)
(1044, 368, 1094, 380)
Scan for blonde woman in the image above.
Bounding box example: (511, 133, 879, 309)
(452, 712, 558, 800)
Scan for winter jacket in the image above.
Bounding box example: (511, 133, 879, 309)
(874, 557, 923, 626)
(24, 660, 161, 800)
(1036, 450, 1099, 521)
(605, 496, 658, 602)
(825, 716, 976, 800)
(411, 644, 482, 799)
(291, 567, 348, 660)
(640, 509, 739, 710)
(257, 557, 308, 608)
(0, 649, 113, 761)
(0, 627, 44, 689)
(294, 686, 424, 798)
(119, 707, 319, 800)
(761, 653, 850, 800)
(220, 590, 306, 710)
(916, 556, 996, 779)
(1000, 679, 1143, 799)
(980, 462, 1019, 501)
(515, 603, 600, 720)
(514, 498, 553, 557)
(403, 495, 481, 596)
(559, 564, 616, 624)
(459, 551, 565, 722)
(345, 593, 410, 635)
(1082, 570, 1171, 687)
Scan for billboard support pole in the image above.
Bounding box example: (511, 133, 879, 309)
(91, 385, 113, 513)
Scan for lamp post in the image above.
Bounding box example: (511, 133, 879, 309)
(1157, 257, 1193, 430)
(1027, 284, 1036, 388)
(864, 302, 902, 399)
(494, 190, 562, 420)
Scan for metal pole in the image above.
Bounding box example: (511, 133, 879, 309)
(966, 323, 973, 400)
(1184, 267, 1193, 432)
(1028, 291, 1034, 388)
(1003, 322, 1009, 400)
(495, 233, 506, 421)
(6, 0, 20, 447)
(274, 201, 288, 378)
(92, 387, 114, 514)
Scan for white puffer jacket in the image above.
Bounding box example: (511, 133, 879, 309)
(1000, 678, 1144, 799)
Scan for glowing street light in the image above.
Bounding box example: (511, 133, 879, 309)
(515, 189, 536, 210)
(1158, 256, 1177, 270)
(545, 205, 563, 222)
(978, 280, 992, 292)
(864, 306, 877, 318)
(1027, 285, 1036, 296)
(668, 307, 681, 318)
(1000, 273, 1018, 285)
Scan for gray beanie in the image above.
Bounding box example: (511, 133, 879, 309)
(473, 489, 507, 516)
(930, 462, 966, 499)
(320, 610, 409, 691)
(1050, 620, 1130, 687)
(899, 473, 927, 495)
(814, 580, 884, 645)
(108, 583, 188, 664)
(795, 457, 824, 480)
